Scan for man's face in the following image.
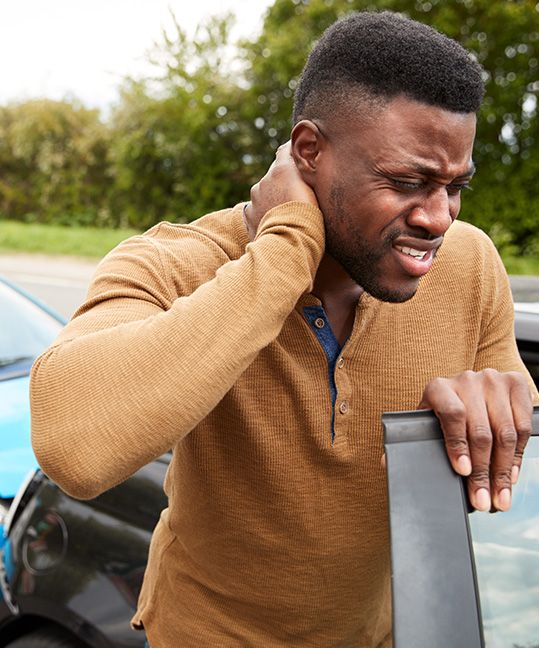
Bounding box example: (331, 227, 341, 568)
(314, 96, 477, 302)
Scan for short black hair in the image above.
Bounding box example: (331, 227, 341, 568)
(293, 11, 484, 123)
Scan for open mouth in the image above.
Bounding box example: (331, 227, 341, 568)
(391, 243, 436, 278)
(393, 245, 429, 260)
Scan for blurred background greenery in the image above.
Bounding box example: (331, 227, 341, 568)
(0, 0, 538, 268)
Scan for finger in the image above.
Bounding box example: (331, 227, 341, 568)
(422, 375, 494, 511)
(419, 378, 471, 476)
(277, 140, 291, 151)
(483, 372, 517, 511)
(459, 378, 494, 512)
(274, 141, 292, 163)
(509, 373, 533, 484)
(381, 453, 386, 470)
(249, 181, 259, 204)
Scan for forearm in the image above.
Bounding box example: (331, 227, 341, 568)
(30, 202, 324, 499)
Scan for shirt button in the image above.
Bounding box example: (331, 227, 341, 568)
(314, 317, 325, 329)
(339, 400, 348, 415)
(337, 357, 345, 369)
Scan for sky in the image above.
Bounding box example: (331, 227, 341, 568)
(0, 0, 273, 110)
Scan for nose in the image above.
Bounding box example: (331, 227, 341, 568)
(406, 187, 455, 238)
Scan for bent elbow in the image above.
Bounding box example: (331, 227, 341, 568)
(31, 433, 111, 501)
(30, 353, 113, 501)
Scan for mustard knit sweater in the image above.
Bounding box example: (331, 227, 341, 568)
(30, 202, 536, 647)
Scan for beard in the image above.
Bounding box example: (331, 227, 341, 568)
(325, 227, 417, 303)
(324, 186, 421, 304)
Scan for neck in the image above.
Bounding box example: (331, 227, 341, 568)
(312, 254, 364, 309)
(312, 254, 363, 347)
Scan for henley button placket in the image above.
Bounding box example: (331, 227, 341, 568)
(303, 305, 344, 443)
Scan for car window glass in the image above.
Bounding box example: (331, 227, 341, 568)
(0, 282, 62, 366)
(469, 436, 539, 648)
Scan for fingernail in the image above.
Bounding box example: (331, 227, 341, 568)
(511, 465, 519, 485)
(457, 455, 472, 475)
(497, 488, 512, 511)
(475, 488, 491, 512)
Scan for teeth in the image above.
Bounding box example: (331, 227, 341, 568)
(395, 245, 427, 260)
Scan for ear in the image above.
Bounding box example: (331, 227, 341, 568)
(290, 120, 326, 185)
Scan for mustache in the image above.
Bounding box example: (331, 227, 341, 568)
(383, 225, 442, 244)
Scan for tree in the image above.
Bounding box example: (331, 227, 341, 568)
(0, 100, 111, 226)
(3, 0, 536, 247)
(109, 13, 255, 229)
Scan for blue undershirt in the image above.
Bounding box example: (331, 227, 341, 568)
(303, 305, 343, 441)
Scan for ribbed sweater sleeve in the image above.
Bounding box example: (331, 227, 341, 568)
(30, 202, 325, 499)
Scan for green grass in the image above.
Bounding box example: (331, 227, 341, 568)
(0, 219, 538, 275)
(0, 220, 141, 259)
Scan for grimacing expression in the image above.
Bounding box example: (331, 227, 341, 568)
(315, 97, 477, 302)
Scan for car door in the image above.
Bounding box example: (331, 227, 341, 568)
(384, 405, 539, 648)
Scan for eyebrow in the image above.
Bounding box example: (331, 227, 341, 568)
(397, 160, 477, 180)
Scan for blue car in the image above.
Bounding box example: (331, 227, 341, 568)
(0, 278, 65, 543)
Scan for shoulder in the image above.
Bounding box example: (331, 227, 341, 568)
(430, 220, 506, 282)
(103, 203, 249, 274)
(142, 203, 249, 263)
(88, 204, 249, 305)
(441, 220, 499, 258)
(419, 219, 511, 314)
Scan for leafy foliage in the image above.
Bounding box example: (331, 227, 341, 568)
(0, 0, 538, 253)
(0, 100, 111, 226)
(244, 0, 539, 252)
(108, 14, 255, 228)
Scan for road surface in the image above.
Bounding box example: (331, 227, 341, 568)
(0, 253, 98, 319)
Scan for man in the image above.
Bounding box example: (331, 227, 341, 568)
(31, 11, 537, 648)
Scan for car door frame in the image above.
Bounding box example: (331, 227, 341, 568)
(383, 405, 539, 648)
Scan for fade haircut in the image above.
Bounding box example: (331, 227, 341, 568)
(293, 11, 484, 124)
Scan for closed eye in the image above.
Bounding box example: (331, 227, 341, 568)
(392, 179, 425, 191)
(392, 178, 472, 195)
(446, 182, 472, 195)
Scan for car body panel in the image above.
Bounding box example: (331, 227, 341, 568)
(0, 277, 65, 501)
(0, 457, 169, 646)
(514, 302, 539, 342)
(0, 376, 36, 499)
(383, 410, 484, 648)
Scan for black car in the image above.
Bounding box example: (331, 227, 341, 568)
(0, 454, 169, 648)
(1, 304, 538, 648)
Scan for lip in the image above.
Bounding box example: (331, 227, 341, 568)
(391, 237, 443, 278)
(392, 236, 443, 253)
